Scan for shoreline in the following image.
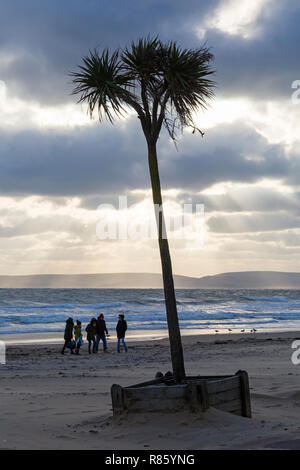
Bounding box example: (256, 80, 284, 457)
(2, 327, 300, 345)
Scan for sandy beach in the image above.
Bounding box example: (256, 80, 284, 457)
(0, 331, 300, 450)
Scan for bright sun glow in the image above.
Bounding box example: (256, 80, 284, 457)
(0, 80, 138, 130)
(193, 96, 300, 148)
(0, 80, 94, 129)
(194, 97, 253, 129)
(197, 0, 273, 39)
(200, 179, 289, 197)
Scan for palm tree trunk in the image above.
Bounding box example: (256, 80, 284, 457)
(147, 142, 186, 383)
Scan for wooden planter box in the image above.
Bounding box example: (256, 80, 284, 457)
(111, 370, 251, 418)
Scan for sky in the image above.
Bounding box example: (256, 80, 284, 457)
(1, 0, 300, 277)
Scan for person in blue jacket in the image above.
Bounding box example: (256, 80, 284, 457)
(116, 314, 128, 353)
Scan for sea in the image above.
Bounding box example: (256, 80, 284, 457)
(0, 288, 300, 342)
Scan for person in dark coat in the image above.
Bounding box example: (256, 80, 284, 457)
(116, 314, 128, 353)
(95, 314, 109, 352)
(61, 317, 74, 354)
(85, 318, 97, 354)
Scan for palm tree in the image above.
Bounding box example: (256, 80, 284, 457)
(70, 37, 215, 383)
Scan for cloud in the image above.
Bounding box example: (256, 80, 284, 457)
(180, 186, 300, 214)
(158, 122, 292, 191)
(232, 229, 300, 247)
(0, 0, 217, 105)
(0, 118, 150, 196)
(206, 0, 300, 100)
(0, 0, 298, 107)
(200, 0, 274, 39)
(1, 0, 300, 275)
(208, 212, 300, 233)
(1, 115, 300, 200)
(0, 119, 295, 198)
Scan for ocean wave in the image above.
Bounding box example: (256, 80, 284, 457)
(0, 301, 124, 310)
(245, 295, 288, 302)
(1, 288, 300, 335)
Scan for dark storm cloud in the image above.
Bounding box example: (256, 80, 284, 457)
(158, 122, 291, 191)
(0, 118, 149, 196)
(1, 0, 299, 105)
(1, 0, 300, 202)
(0, 0, 218, 105)
(208, 1, 300, 100)
(0, 119, 297, 198)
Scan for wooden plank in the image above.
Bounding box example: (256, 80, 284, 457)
(126, 397, 185, 412)
(126, 375, 238, 390)
(187, 375, 233, 380)
(184, 381, 210, 412)
(126, 377, 164, 388)
(236, 370, 252, 418)
(198, 381, 210, 411)
(185, 383, 199, 411)
(125, 385, 186, 401)
(212, 398, 242, 414)
(209, 387, 241, 406)
(111, 384, 124, 414)
(207, 376, 240, 394)
(112, 373, 250, 417)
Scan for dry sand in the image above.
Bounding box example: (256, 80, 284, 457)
(1, 331, 300, 450)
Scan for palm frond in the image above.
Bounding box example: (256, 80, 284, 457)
(70, 48, 137, 123)
(70, 38, 216, 141)
(161, 42, 216, 132)
(121, 36, 164, 121)
(121, 36, 161, 83)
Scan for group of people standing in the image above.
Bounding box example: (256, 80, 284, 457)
(61, 313, 128, 355)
